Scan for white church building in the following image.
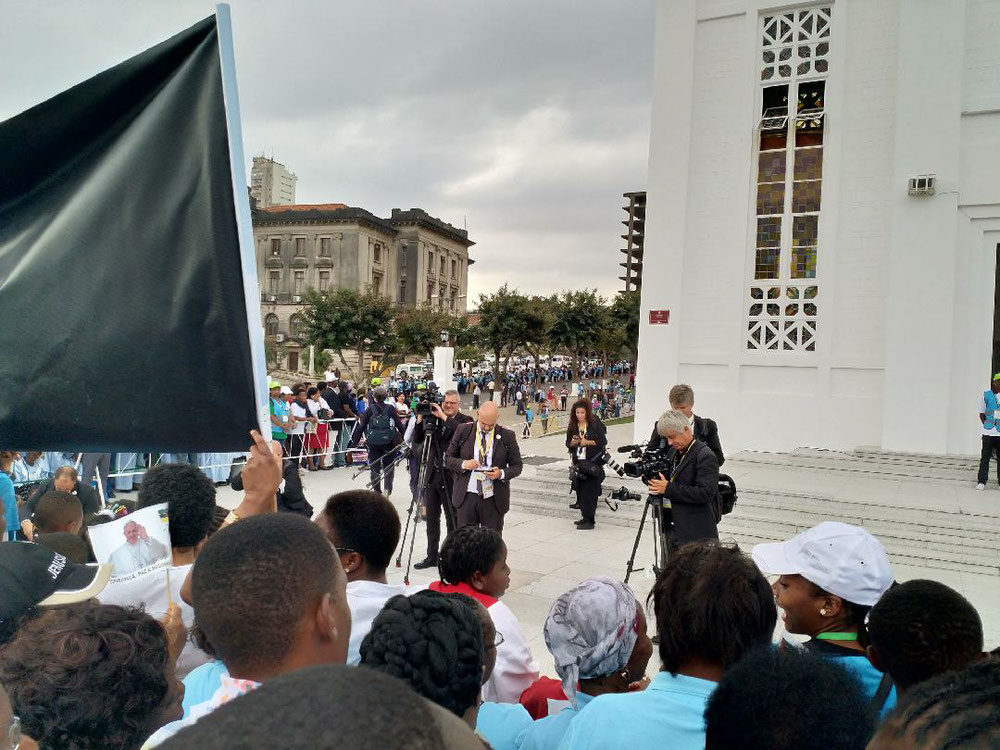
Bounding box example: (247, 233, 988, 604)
(635, 0, 1000, 456)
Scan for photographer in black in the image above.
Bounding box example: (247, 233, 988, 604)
(647, 384, 724, 466)
(566, 398, 607, 530)
(412, 389, 474, 569)
(645, 409, 720, 547)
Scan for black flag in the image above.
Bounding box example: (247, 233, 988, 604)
(0, 12, 265, 451)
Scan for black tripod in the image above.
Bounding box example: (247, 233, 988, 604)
(624, 494, 674, 584)
(394, 417, 453, 584)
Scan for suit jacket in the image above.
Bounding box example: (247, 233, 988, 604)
(648, 414, 724, 467)
(413, 412, 475, 487)
(663, 439, 720, 545)
(445, 422, 523, 513)
(25, 479, 100, 517)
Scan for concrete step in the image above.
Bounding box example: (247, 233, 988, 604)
(729, 449, 983, 484)
(512, 470, 1000, 577)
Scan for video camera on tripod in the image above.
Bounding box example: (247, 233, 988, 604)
(413, 389, 444, 417)
(618, 442, 674, 484)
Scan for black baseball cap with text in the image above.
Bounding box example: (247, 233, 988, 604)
(0, 541, 111, 622)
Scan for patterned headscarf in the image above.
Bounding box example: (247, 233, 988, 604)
(543, 576, 640, 707)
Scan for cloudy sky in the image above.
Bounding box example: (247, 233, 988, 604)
(0, 0, 655, 301)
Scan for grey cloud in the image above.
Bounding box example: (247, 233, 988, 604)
(0, 0, 655, 299)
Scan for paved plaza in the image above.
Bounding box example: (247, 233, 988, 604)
(208, 417, 1000, 677)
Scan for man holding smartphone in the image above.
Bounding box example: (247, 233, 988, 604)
(445, 401, 523, 534)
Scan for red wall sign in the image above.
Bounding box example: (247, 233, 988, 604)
(649, 310, 670, 325)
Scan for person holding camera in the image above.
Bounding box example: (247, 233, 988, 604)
(412, 390, 474, 569)
(647, 384, 724, 466)
(645, 409, 720, 548)
(566, 399, 608, 531)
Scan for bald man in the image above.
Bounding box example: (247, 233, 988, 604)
(445, 401, 523, 533)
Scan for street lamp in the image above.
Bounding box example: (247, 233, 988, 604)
(440, 329, 450, 346)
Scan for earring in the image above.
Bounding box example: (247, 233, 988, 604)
(820, 608, 827, 615)
(344, 568, 351, 574)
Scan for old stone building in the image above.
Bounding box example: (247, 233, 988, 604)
(252, 203, 474, 373)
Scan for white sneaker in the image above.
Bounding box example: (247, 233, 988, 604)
(976, 483, 986, 490)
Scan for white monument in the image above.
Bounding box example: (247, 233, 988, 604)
(635, 0, 1000, 456)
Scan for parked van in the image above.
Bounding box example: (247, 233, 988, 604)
(397, 363, 428, 379)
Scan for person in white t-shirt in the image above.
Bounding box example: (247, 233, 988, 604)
(97, 463, 217, 677)
(288, 386, 317, 469)
(315, 489, 425, 665)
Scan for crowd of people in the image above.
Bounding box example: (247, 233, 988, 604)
(1, 373, 998, 748)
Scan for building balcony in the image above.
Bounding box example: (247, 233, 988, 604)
(264, 256, 284, 269)
(260, 292, 304, 304)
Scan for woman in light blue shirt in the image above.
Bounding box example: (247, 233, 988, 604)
(558, 542, 777, 750)
(516, 577, 653, 750)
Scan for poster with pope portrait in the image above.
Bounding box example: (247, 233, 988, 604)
(87, 504, 171, 582)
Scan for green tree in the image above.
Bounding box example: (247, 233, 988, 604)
(394, 306, 444, 362)
(549, 289, 608, 380)
(522, 295, 556, 383)
(473, 285, 533, 382)
(300, 286, 395, 383)
(609, 290, 640, 362)
(264, 337, 277, 369)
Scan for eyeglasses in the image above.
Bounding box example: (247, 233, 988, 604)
(7, 714, 20, 750)
(487, 631, 505, 650)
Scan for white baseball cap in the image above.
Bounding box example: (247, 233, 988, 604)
(752, 522, 894, 607)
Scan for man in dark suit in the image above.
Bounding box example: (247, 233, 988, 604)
(413, 390, 475, 569)
(646, 409, 720, 547)
(445, 401, 522, 533)
(24, 466, 100, 517)
(647, 383, 724, 466)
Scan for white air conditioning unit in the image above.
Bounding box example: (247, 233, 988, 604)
(292, 295, 302, 303)
(266, 294, 277, 302)
(275, 333, 285, 342)
(908, 174, 936, 196)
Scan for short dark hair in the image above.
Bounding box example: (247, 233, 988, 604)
(649, 541, 776, 675)
(321, 490, 400, 572)
(705, 647, 874, 750)
(868, 579, 983, 691)
(191, 514, 336, 675)
(875, 659, 999, 749)
(160, 664, 465, 750)
(137, 463, 217, 548)
(32, 490, 83, 533)
(53, 466, 78, 482)
(360, 591, 484, 717)
(0, 602, 171, 750)
(308, 386, 319, 397)
(35, 532, 90, 564)
(438, 526, 504, 585)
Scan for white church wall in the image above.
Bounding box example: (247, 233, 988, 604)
(638, 0, 1000, 456)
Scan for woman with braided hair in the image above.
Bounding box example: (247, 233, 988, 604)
(359, 590, 485, 729)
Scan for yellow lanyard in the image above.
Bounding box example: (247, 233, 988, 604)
(478, 429, 493, 462)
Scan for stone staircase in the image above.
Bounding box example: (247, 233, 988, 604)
(510, 449, 1000, 577)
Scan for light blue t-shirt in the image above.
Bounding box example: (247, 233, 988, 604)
(1, 473, 17, 539)
(476, 701, 533, 750)
(181, 661, 228, 718)
(516, 691, 593, 750)
(806, 640, 897, 720)
(557, 671, 715, 750)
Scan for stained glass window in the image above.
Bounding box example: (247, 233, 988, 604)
(748, 6, 829, 352)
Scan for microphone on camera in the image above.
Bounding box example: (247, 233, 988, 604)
(617, 443, 646, 453)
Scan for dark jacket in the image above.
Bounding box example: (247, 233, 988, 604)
(445, 422, 523, 514)
(648, 414, 724, 466)
(566, 417, 608, 465)
(413, 411, 475, 487)
(25, 479, 101, 517)
(349, 400, 405, 447)
(662, 439, 720, 546)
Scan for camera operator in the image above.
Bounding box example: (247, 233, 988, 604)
(566, 398, 608, 530)
(645, 410, 720, 548)
(412, 389, 474, 569)
(647, 384, 724, 466)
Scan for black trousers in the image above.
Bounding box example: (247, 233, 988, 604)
(457, 492, 505, 533)
(368, 444, 395, 494)
(287, 435, 306, 465)
(575, 475, 602, 523)
(423, 481, 456, 559)
(979, 435, 1000, 484)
